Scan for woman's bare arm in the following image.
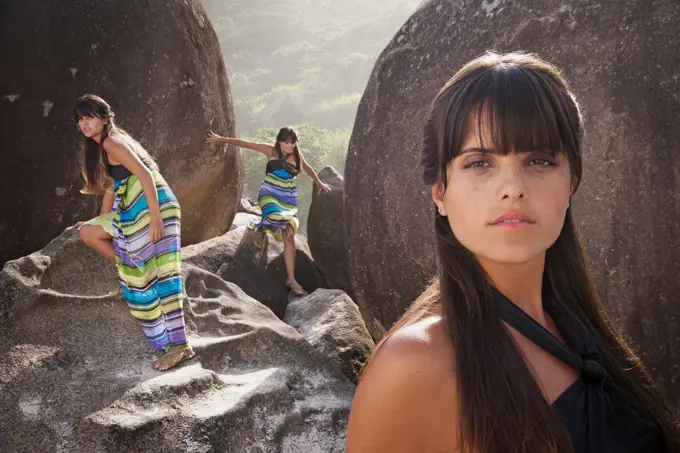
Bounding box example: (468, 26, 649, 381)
(206, 131, 273, 157)
(299, 150, 331, 192)
(103, 135, 164, 243)
(100, 185, 115, 215)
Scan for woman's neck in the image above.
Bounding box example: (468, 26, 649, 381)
(478, 253, 547, 325)
(93, 126, 117, 144)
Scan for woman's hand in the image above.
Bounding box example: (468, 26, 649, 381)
(69, 221, 85, 230)
(206, 130, 225, 147)
(149, 213, 165, 243)
(317, 183, 332, 193)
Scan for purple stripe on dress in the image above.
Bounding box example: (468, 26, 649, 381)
(111, 173, 188, 351)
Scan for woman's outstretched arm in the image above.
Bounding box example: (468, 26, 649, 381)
(299, 150, 331, 192)
(206, 131, 273, 156)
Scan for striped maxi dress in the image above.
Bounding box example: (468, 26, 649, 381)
(86, 167, 188, 352)
(248, 157, 300, 240)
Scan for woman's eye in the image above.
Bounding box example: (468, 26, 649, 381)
(464, 160, 490, 169)
(529, 158, 556, 166)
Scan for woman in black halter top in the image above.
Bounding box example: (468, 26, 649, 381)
(346, 52, 679, 453)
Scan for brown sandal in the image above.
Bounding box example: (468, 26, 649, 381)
(153, 346, 196, 371)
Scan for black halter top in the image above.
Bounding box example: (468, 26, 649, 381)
(101, 135, 153, 180)
(107, 164, 132, 180)
(265, 148, 300, 176)
(495, 290, 664, 452)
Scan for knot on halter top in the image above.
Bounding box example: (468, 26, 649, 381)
(582, 356, 607, 385)
(495, 288, 664, 453)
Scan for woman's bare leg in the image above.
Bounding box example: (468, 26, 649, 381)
(282, 225, 304, 295)
(79, 224, 115, 263)
(282, 224, 296, 282)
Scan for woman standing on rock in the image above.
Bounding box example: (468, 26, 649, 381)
(206, 127, 331, 297)
(346, 53, 679, 452)
(72, 94, 195, 372)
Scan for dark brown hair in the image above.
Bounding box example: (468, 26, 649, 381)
(382, 52, 679, 452)
(274, 126, 301, 175)
(74, 94, 157, 194)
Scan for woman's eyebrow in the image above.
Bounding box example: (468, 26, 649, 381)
(460, 147, 494, 155)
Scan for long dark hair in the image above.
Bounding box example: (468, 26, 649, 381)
(74, 94, 157, 194)
(274, 126, 301, 175)
(381, 52, 679, 452)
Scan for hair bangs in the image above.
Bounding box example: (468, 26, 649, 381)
(427, 56, 583, 190)
(73, 98, 101, 121)
(474, 66, 566, 158)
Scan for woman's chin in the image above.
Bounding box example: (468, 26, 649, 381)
(474, 246, 547, 267)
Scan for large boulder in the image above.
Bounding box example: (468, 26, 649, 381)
(307, 167, 352, 296)
(0, 230, 354, 452)
(0, 0, 243, 266)
(230, 212, 260, 230)
(285, 289, 375, 384)
(183, 226, 327, 318)
(344, 0, 680, 406)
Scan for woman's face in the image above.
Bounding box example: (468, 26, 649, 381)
(433, 111, 572, 266)
(279, 139, 297, 154)
(77, 115, 107, 138)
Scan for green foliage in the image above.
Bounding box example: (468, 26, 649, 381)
(311, 93, 362, 114)
(245, 84, 305, 116)
(200, 0, 420, 232)
(203, 0, 421, 134)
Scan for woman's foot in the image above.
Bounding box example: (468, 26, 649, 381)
(153, 345, 196, 371)
(286, 279, 305, 297)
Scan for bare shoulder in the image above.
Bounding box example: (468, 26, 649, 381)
(371, 315, 453, 374)
(102, 132, 125, 149)
(346, 315, 460, 453)
(263, 144, 277, 158)
(105, 130, 134, 145)
(101, 133, 134, 157)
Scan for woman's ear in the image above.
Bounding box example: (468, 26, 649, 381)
(432, 183, 447, 216)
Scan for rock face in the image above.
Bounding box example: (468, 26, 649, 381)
(183, 226, 327, 318)
(0, 0, 243, 266)
(307, 167, 352, 296)
(0, 230, 353, 452)
(230, 212, 260, 230)
(238, 198, 263, 216)
(344, 0, 680, 406)
(285, 289, 375, 384)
